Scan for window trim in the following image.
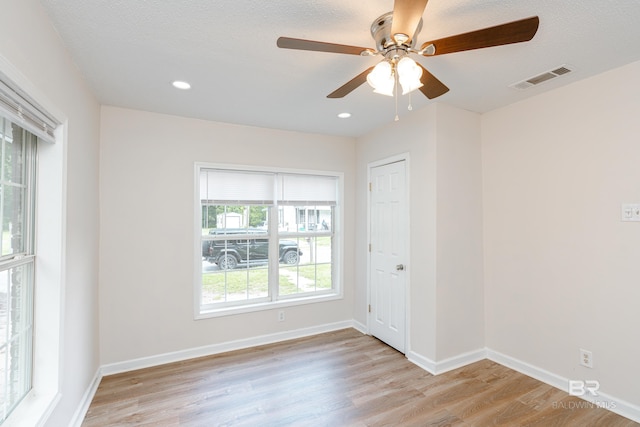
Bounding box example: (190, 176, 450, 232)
(0, 59, 65, 427)
(194, 163, 344, 319)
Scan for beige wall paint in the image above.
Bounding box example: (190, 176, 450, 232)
(99, 106, 357, 364)
(482, 60, 640, 406)
(435, 104, 484, 360)
(356, 105, 438, 359)
(355, 104, 483, 362)
(5, 0, 639, 419)
(1, 0, 101, 426)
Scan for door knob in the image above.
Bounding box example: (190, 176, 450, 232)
(396, 264, 405, 271)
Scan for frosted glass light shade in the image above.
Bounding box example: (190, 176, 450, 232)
(397, 57, 424, 95)
(366, 61, 395, 97)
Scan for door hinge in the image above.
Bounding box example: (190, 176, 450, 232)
(368, 304, 371, 313)
(368, 243, 371, 252)
(369, 182, 372, 191)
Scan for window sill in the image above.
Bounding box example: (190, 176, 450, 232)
(3, 389, 59, 427)
(195, 292, 342, 320)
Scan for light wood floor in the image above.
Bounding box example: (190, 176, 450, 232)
(83, 328, 638, 426)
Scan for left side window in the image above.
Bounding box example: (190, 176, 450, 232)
(0, 117, 37, 422)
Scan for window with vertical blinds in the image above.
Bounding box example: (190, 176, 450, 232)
(196, 165, 342, 317)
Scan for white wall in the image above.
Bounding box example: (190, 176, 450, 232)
(482, 60, 640, 407)
(0, 1, 101, 426)
(99, 106, 356, 365)
(355, 104, 483, 363)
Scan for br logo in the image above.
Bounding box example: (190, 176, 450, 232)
(569, 380, 600, 396)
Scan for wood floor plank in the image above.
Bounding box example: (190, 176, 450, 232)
(82, 329, 638, 426)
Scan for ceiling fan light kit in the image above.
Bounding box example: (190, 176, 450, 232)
(366, 56, 424, 97)
(367, 61, 395, 96)
(397, 57, 424, 95)
(277, 0, 539, 110)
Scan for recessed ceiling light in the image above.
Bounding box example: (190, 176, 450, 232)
(337, 112, 351, 119)
(172, 80, 191, 90)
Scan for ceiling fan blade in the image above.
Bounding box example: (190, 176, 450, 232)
(277, 37, 373, 56)
(420, 16, 539, 56)
(327, 67, 375, 98)
(391, 0, 429, 44)
(417, 63, 449, 99)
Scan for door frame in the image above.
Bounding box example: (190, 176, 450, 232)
(366, 152, 411, 353)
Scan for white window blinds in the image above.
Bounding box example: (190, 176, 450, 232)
(278, 173, 337, 205)
(200, 168, 338, 206)
(0, 71, 59, 143)
(200, 169, 275, 204)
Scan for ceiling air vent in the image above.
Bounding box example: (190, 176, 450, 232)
(510, 65, 574, 90)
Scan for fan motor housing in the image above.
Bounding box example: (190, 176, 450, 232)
(370, 12, 423, 51)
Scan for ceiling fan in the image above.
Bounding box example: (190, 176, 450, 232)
(277, 0, 539, 100)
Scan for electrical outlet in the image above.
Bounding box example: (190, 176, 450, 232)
(580, 348, 593, 368)
(621, 204, 640, 222)
(278, 310, 285, 322)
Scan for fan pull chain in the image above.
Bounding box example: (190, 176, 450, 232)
(407, 91, 413, 111)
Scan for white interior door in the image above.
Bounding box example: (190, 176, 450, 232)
(369, 159, 407, 353)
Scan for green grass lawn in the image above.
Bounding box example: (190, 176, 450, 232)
(203, 263, 332, 301)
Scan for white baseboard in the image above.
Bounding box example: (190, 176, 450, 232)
(435, 348, 487, 374)
(352, 319, 367, 334)
(486, 348, 640, 424)
(407, 350, 436, 374)
(580, 390, 640, 423)
(100, 320, 358, 376)
(486, 349, 568, 392)
(407, 347, 640, 423)
(68, 369, 102, 427)
(407, 348, 486, 375)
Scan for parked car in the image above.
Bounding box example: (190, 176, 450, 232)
(202, 228, 302, 270)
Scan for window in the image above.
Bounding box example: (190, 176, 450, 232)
(0, 70, 60, 426)
(0, 117, 36, 423)
(197, 166, 341, 316)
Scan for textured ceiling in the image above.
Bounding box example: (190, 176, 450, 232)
(39, 0, 640, 137)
